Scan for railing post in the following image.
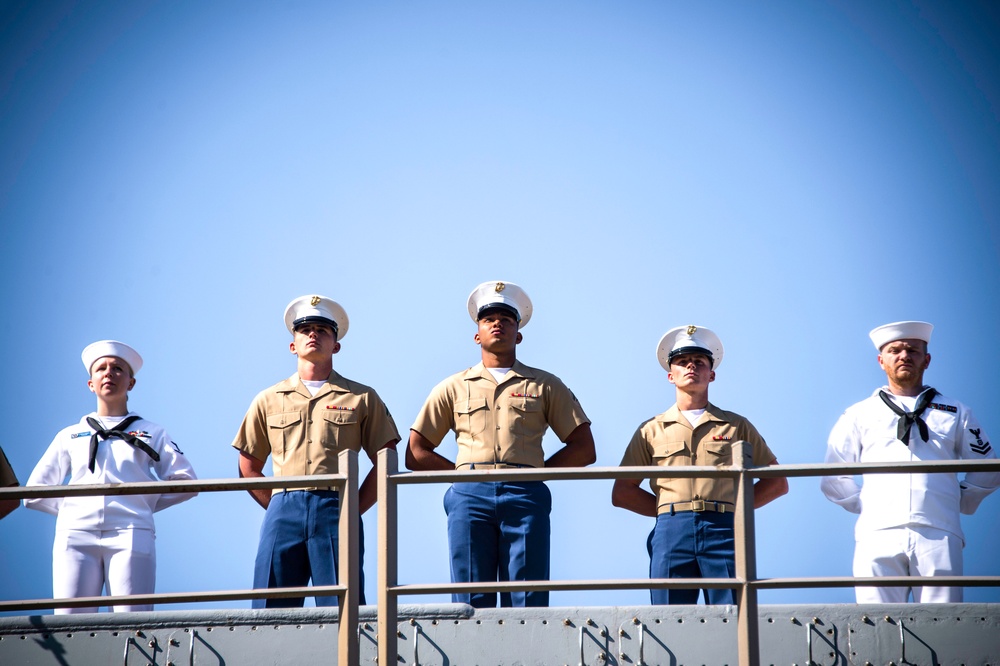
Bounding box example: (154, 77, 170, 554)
(377, 448, 399, 666)
(337, 449, 359, 666)
(732, 440, 759, 666)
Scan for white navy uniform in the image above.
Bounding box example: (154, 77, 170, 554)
(26, 413, 197, 613)
(823, 387, 999, 602)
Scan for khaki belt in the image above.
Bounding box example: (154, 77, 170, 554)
(457, 462, 535, 470)
(664, 500, 732, 514)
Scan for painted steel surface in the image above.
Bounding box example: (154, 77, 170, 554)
(1, 603, 998, 665)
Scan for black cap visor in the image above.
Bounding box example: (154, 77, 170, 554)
(668, 346, 714, 368)
(293, 316, 339, 337)
(477, 303, 520, 322)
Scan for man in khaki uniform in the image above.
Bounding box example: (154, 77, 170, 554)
(407, 280, 596, 608)
(0, 445, 19, 519)
(612, 325, 787, 604)
(233, 295, 400, 608)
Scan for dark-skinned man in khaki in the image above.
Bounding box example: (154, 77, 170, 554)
(407, 280, 596, 608)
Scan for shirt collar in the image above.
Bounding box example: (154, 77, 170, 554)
(277, 370, 350, 397)
(659, 402, 726, 426)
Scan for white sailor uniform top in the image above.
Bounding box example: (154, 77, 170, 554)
(822, 387, 999, 543)
(25, 412, 197, 531)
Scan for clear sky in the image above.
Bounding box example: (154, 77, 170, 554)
(1, 0, 998, 613)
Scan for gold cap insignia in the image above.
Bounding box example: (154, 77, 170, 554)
(310, 296, 321, 306)
(494, 282, 506, 293)
(686, 325, 697, 336)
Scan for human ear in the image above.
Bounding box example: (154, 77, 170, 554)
(332, 341, 342, 355)
(474, 332, 482, 345)
(87, 378, 96, 394)
(289, 341, 297, 355)
(516, 332, 523, 344)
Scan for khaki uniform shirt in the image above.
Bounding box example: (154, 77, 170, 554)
(619, 403, 777, 513)
(232, 372, 399, 494)
(412, 360, 589, 468)
(0, 446, 17, 487)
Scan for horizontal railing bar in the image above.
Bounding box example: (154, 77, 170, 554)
(387, 574, 1000, 597)
(5, 459, 995, 501)
(386, 459, 1000, 486)
(388, 578, 743, 596)
(390, 466, 737, 484)
(0, 585, 348, 613)
(0, 474, 348, 500)
(751, 459, 1000, 478)
(751, 575, 1000, 590)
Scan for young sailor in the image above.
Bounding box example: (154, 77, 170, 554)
(25, 340, 197, 613)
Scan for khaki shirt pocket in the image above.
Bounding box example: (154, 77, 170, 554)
(456, 397, 490, 437)
(322, 409, 361, 451)
(703, 441, 732, 465)
(652, 440, 689, 464)
(510, 398, 545, 439)
(267, 412, 302, 457)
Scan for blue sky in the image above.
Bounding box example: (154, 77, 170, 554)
(1, 0, 998, 612)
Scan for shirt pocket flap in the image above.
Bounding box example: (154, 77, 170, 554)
(456, 397, 489, 415)
(652, 440, 688, 459)
(266, 412, 301, 429)
(323, 409, 361, 425)
(706, 442, 732, 458)
(510, 398, 543, 414)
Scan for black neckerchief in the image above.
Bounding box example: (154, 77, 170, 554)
(85, 415, 160, 472)
(878, 388, 937, 446)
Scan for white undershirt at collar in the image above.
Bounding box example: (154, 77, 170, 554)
(487, 367, 511, 383)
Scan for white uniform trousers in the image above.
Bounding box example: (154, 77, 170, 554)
(853, 525, 963, 603)
(53, 528, 156, 614)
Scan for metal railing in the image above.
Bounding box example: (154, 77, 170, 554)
(0, 450, 361, 666)
(3, 445, 1000, 666)
(375, 444, 1000, 666)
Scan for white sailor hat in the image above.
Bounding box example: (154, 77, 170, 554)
(81, 340, 143, 375)
(283, 295, 349, 340)
(467, 281, 533, 328)
(869, 320, 932, 351)
(656, 325, 724, 371)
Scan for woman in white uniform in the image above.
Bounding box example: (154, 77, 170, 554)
(25, 341, 197, 613)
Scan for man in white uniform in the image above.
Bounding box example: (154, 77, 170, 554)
(25, 341, 197, 613)
(822, 321, 1000, 602)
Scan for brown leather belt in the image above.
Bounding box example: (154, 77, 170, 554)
(664, 500, 732, 514)
(458, 462, 535, 470)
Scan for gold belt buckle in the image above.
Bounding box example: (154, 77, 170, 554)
(690, 499, 706, 512)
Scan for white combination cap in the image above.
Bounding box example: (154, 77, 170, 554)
(82, 340, 143, 375)
(656, 325, 724, 371)
(467, 281, 533, 328)
(283, 295, 349, 340)
(869, 320, 932, 351)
